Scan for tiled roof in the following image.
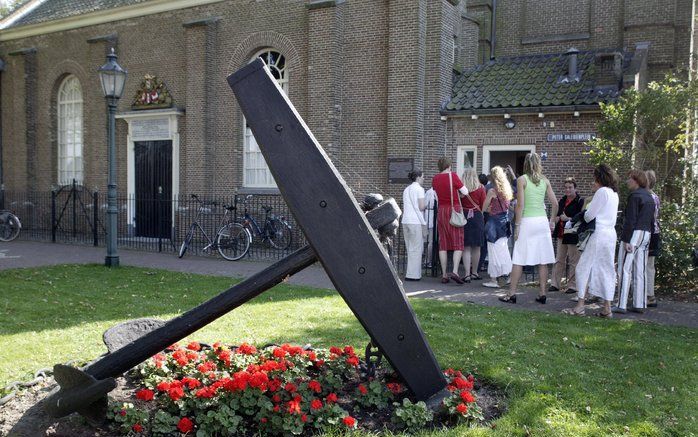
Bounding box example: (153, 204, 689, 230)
(8, 0, 150, 28)
(445, 50, 628, 112)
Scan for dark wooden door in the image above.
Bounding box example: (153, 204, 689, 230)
(134, 140, 172, 238)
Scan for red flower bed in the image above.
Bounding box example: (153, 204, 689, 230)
(107, 342, 483, 435)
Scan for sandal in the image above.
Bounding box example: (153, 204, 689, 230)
(470, 274, 482, 281)
(535, 295, 547, 304)
(498, 294, 516, 304)
(448, 273, 465, 285)
(596, 311, 613, 319)
(441, 277, 450, 284)
(562, 307, 585, 316)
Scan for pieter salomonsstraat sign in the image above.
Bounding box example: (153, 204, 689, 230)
(547, 133, 596, 142)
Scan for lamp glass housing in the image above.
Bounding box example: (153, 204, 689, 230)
(98, 49, 127, 99)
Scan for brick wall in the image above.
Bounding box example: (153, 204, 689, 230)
(447, 113, 604, 200)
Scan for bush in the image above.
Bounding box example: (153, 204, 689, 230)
(106, 342, 483, 436)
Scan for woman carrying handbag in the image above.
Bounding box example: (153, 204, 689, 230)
(431, 157, 470, 284)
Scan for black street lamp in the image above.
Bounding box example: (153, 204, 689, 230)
(98, 48, 127, 267)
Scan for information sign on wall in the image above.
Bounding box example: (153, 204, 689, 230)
(546, 133, 596, 142)
(388, 158, 414, 184)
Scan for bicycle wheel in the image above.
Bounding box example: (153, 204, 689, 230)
(0, 213, 21, 242)
(267, 218, 292, 250)
(217, 223, 251, 261)
(178, 226, 195, 258)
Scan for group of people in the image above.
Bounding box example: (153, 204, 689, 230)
(401, 153, 661, 318)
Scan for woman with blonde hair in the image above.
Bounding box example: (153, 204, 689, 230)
(482, 166, 514, 288)
(459, 167, 486, 282)
(432, 157, 470, 283)
(499, 152, 558, 304)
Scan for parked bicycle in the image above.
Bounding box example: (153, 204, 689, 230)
(0, 210, 21, 242)
(178, 194, 251, 261)
(236, 195, 293, 251)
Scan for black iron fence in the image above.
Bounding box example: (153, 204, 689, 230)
(1, 185, 423, 275)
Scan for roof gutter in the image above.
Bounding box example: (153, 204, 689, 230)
(440, 104, 602, 117)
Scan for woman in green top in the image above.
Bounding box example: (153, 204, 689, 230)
(499, 152, 558, 304)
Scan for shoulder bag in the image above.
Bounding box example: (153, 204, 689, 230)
(448, 172, 467, 227)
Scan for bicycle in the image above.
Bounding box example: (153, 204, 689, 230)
(178, 194, 251, 261)
(0, 210, 21, 242)
(236, 195, 293, 250)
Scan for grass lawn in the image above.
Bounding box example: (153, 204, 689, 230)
(1, 264, 696, 436)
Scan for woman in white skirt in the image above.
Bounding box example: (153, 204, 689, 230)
(482, 166, 514, 288)
(499, 153, 558, 304)
(563, 164, 619, 317)
(401, 169, 426, 280)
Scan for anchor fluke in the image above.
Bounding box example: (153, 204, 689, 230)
(44, 364, 116, 422)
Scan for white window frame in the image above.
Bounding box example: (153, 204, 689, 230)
(57, 75, 84, 185)
(481, 145, 536, 174)
(243, 48, 288, 188)
(456, 146, 477, 178)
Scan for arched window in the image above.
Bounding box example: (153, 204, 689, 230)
(243, 49, 287, 188)
(57, 75, 84, 185)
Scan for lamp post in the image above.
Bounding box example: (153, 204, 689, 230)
(98, 48, 127, 267)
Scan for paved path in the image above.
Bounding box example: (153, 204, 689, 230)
(1, 240, 696, 329)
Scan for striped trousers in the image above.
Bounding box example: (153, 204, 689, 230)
(616, 230, 651, 310)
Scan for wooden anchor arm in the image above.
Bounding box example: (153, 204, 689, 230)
(227, 59, 447, 402)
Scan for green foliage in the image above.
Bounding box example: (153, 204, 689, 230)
(391, 398, 434, 432)
(655, 180, 698, 293)
(355, 380, 392, 409)
(107, 402, 149, 435)
(150, 410, 178, 436)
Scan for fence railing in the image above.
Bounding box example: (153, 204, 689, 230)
(3, 186, 444, 276)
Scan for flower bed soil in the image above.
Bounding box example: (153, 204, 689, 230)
(0, 343, 506, 436)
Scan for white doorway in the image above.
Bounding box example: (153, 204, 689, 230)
(482, 145, 535, 176)
(456, 146, 477, 178)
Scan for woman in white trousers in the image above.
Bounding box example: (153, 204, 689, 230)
(401, 169, 426, 280)
(563, 164, 619, 317)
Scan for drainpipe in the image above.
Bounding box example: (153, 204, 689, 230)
(0, 57, 4, 196)
(490, 0, 497, 60)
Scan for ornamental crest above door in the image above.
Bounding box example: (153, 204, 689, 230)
(131, 74, 173, 110)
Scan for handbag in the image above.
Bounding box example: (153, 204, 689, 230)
(448, 172, 467, 227)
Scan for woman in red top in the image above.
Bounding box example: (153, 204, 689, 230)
(460, 168, 487, 282)
(432, 157, 470, 284)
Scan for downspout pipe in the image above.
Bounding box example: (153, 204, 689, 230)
(490, 0, 497, 60)
(0, 57, 4, 196)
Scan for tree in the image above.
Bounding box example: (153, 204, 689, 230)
(0, 0, 25, 19)
(586, 73, 698, 295)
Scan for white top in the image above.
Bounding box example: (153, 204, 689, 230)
(584, 186, 619, 230)
(424, 188, 437, 228)
(402, 182, 426, 225)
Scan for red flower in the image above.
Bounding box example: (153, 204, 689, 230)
(346, 356, 359, 367)
(268, 378, 282, 392)
(386, 383, 403, 395)
(181, 377, 202, 390)
(119, 410, 127, 416)
(301, 414, 308, 423)
(195, 386, 216, 398)
(453, 377, 473, 390)
(156, 381, 171, 392)
(460, 391, 475, 403)
(307, 351, 317, 361)
(177, 417, 194, 433)
(237, 343, 257, 355)
(343, 346, 355, 355)
(273, 348, 287, 358)
(217, 349, 231, 366)
(168, 386, 184, 401)
(135, 388, 154, 401)
(358, 384, 368, 395)
(326, 393, 338, 403)
(456, 403, 468, 415)
(197, 361, 216, 373)
(343, 416, 356, 427)
(286, 398, 302, 415)
(249, 371, 269, 390)
(329, 346, 343, 356)
(172, 349, 190, 367)
(284, 382, 297, 393)
(186, 341, 201, 351)
(315, 359, 325, 367)
(132, 423, 143, 433)
(260, 417, 268, 423)
(310, 399, 323, 410)
(307, 380, 322, 393)
(272, 394, 282, 403)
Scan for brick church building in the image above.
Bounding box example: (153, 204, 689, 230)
(0, 0, 694, 238)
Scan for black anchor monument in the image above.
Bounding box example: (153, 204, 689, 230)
(44, 58, 449, 422)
